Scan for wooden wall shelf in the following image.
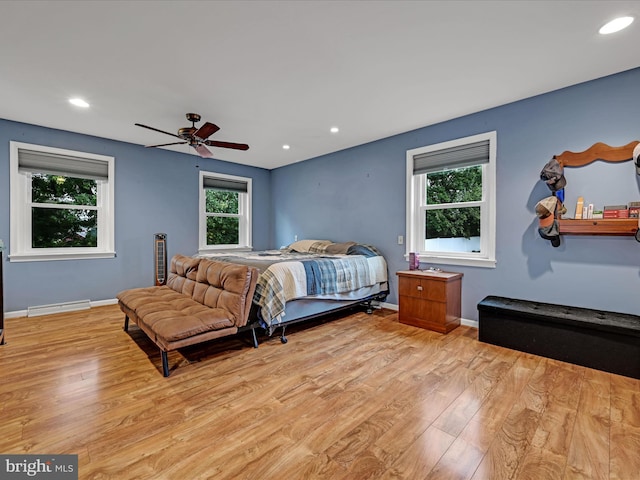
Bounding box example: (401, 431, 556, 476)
(558, 218, 638, 236)
(555, 141, 639, 167)
(552, 140, 640, 239)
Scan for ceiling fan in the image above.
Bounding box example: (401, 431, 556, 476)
(135, 113, 249, 158)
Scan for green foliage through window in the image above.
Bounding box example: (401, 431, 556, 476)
(425, 166, 481, 239)
(206, 190, 238, 214)
(32, 174, 97, 206)
(31, 174, 98, 248)
(206, 189, 240, 245)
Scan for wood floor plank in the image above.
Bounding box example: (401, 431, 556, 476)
(609, 423, 640, 480)
(382, 425, 456, 479)
(564, 369, 611, 480)
(1, 305, 639, 479)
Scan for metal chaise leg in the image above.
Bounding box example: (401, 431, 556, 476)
(161, 350, 170, 377)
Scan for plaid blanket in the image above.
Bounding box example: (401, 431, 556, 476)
(303, 257, 371, 295)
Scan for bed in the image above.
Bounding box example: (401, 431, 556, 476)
(198, 240, 389, 342)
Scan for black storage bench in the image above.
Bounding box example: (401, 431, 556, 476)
(477, 295, 640, 379)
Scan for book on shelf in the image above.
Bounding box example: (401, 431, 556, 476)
(603, 210, 629, 218)
(602, 204, 629, 219)
(603, 204, 628, 211)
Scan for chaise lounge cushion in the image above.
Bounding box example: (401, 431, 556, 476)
(119, 286, 236, 343)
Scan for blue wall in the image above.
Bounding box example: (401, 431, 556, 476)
(271, 67, 640, 319)
(2, 68, 639, 318)
(0, 120, 271, 312)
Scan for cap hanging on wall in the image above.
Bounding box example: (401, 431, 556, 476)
(540, 158, 566, 192)
(535, 196, 561, 247)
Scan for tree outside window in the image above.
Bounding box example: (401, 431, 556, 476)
(424, 165, 482, 252)
(205, 190, 240, 245)
(31, 174, 98, 248)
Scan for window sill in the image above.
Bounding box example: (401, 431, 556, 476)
(406, 254, 496, 269)
(9, 251, 116, 262)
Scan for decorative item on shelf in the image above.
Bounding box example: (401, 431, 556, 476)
(574, 196, 584, 219)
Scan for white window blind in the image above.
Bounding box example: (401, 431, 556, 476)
(202, 176, 248, 193)
(17, 148, 109, 179)
(412, 140, 490, 175)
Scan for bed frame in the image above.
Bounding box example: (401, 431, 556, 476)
(252, 289, 388, 344)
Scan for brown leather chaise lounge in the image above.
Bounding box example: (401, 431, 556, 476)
(117, 254, 259, 376)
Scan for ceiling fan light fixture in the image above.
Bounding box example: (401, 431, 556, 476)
(134, 113, 249, 157)
(599, 16, 634, 34)
(69, 97, 89, 108)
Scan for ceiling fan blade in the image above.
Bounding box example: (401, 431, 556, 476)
(145, 141, 188, 148)
(135, 123, 182, 139)
(194, 122, 220, 141)
(205, 140, 250, 151)
(194, 144, 214, 158)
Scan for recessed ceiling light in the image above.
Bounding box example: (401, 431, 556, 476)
(282, 144, 290, 150)
(69, 98, 90, 108)
(330, 126, 339, 133)
(599, 16, 634, 34)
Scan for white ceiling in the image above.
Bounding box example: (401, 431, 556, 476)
(1, 1, 639, 170)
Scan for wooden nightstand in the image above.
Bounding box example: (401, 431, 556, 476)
(396, 270, 463, 333)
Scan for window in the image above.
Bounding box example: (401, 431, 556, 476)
(406, 131, 496, 268)
(9, 142, 115, 262)
(199, 171, 252, 252)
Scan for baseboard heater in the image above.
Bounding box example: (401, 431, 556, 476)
(27, 299, 91, 317)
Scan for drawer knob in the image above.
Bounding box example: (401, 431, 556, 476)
(417, 286, 423, 291)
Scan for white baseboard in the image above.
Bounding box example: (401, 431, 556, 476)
(381, 301, 398, 311)
(5, 310, 27, 319)
(91, 298, 118, 308)
(461, 318, 478, 328)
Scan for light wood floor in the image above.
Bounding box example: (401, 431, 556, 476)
(1, 305, 639, 480)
